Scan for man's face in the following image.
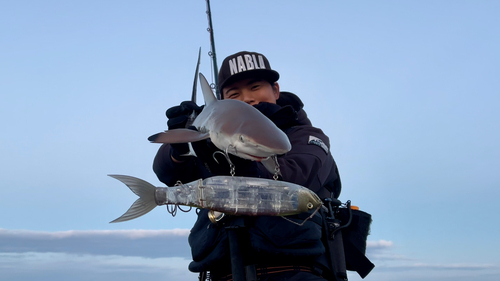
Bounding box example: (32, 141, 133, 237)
(222, 78, 280, 105)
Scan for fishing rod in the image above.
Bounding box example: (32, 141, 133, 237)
(205, 0, 220, 99)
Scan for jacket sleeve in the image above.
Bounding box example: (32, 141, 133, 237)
(257, 125, 340, 197)
(152, 143, 211, 186)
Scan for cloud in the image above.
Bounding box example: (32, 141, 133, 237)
(351, 263, 500, 281)
(0, 252, 198, 281)
(0, 228, 191, 258)
(3, 229, 498, 281)
(3, 229, 396, 260)
(363, 240, 496, 272)
(379, 263, 498, 271)
(0, 228, 190, 239)
(367, 239, 393, 249)
(356, 238, 500, 281)
(0, 229, 197, 281)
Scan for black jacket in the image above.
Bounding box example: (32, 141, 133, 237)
(153, 92, 340, 197)
(152, 92, 341, 273)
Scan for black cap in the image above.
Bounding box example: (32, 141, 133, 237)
(218, 51, 280, 95)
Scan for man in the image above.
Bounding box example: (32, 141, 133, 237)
(153, 51, 342, 280)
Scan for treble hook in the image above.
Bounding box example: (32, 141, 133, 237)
(272, 155, 281, 180)
(213, 145, 236, 176)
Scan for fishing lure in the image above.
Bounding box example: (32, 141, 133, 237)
(109, 174, 321, 223)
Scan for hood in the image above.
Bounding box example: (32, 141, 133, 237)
(253, 91, 312, 130)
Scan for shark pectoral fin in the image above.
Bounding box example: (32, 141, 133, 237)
(148, 129, 210, 143)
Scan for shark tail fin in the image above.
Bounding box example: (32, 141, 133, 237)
(108, 175, 158, 223)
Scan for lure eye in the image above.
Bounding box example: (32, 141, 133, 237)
(239, 135, 245, 143)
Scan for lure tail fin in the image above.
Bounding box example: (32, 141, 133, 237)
(108, 174, 158, 223)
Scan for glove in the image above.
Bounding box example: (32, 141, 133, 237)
(165, 101, 203, 160)
(166, 100, 203, 129)
(253, 102, 299, 129)
(191, 139, 261, 177)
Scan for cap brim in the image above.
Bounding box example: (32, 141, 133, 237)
(219, 69, 280, 94)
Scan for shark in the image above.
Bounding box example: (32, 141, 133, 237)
(148, 73, 291, 172)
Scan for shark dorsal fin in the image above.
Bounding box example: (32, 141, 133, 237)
(199, 73, 217, 105)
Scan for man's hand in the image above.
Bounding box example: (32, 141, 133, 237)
(191, 140, 261, 177)
(165, 101, 203, 161)
(166, 101, 203, 129)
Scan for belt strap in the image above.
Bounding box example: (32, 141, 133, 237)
(344, 239, 375, 278)
(213, 265, 318, 281)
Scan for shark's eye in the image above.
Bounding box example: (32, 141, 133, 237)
(239, 135, 245, 143)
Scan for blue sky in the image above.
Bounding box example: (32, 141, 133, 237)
(1, 1, 499, 280)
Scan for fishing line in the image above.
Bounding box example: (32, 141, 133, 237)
(281, 205, 322, 227)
